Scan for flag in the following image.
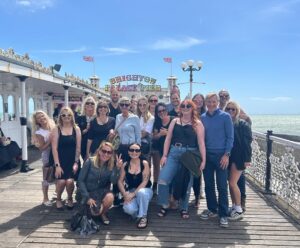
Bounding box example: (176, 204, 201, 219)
(163, 57, 172, 63)
(83, 56, 94, 62)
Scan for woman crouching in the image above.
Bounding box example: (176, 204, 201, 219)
(118, 143, 153, 229)
(78, 141, 122, 225)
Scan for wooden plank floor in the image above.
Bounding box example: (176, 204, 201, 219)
(0, 153, 300, 247)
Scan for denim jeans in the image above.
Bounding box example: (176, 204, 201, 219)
(123, 187, 153, 218)
(157, 145, 195, 211)
(203, 151, 229, 217)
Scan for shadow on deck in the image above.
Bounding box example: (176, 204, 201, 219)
(0, 155, 299, 248)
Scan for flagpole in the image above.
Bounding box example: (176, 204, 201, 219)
(171, 61, 173, 76)
(93, 60, 96, 76)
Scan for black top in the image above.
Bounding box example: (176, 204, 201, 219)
(230, 119, 252, 170)
(124, 160, 151, 190)
(153, 116, 174, 154)
(77, 115, 94, 159)
(88, 117, 115, 154)
(169, 109, 179, 117)
(108, 102, 121, 119)
(171, 121, 198, 147)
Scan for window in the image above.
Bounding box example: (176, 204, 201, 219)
(7, 95, 15, 121)
(28, 97, 35, 116)
(0, 95, 3, 121)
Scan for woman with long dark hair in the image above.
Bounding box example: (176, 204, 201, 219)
(152, 103, 173, 194)
(157, 99, 206, 219)
(118, 143, 152, 229)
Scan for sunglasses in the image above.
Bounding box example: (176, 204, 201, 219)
(225, 108, 236, 112)
(120, 103, 130, 108)
(158, 109, 166, 114)
(100, 149, 113, 155)
(128, 148, 141, 153)
(138, 103, 147, 107)
(180, 104, 192, 109)
(219, 95, 229, 98)
(86, 102, 95, 106)
(149, 99, 158, 103)
(61, 114, 72, 118)
(98, 105, 108, 109)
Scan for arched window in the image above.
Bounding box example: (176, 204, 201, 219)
(0, 95, 3, 121)
(7, 95, 15, 121)
(28, 97, 35, 116)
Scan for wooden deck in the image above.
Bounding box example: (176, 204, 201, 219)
(0, 152, 300, 247)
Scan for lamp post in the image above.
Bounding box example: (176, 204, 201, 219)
(181, 60, 203, 98)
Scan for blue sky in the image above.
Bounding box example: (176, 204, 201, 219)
(0, 0, 300, 114)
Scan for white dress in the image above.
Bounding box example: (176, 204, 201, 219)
(35, 128, 51, 165)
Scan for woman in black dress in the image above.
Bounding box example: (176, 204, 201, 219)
(86, 101, 115, 157)
(76, 96, 96, 160)
(52, 107, 81, 210)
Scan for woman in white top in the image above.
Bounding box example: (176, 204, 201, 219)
(31, 110, 56, 206)
(137, 96, 154, 158)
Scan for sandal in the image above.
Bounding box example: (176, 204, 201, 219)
(137, 217, 148, 229)
(194, 199, 200, 209)
(66, 198, 74, 210)
(56, 200, 64, 211)
(180, 210, 190, 219)
(100, 214, 110, 225)
(157, 207, 168, 217)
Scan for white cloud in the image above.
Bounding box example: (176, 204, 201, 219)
(151, 37, 206, 50)
(250, 97, 292, 102)
(16, 0, 55, 10)
(101, 47, 139, 55)
(261, 0, 300, 16)
(35, 46, 87, 54)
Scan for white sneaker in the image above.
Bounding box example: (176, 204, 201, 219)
(220, 217, 229, 228)
(228, 209, 244, 221)
(200, 209, 218, 220)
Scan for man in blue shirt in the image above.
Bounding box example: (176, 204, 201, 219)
(200, 92, 234, 228)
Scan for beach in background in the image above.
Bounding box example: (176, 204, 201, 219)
(251, 115, 300, 136)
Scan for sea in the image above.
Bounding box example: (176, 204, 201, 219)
(251, 115, 300, 136)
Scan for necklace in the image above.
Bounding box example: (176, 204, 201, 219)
(97, 116, 108, 125)
(181, 118, 191, 125)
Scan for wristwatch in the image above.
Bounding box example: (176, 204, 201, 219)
(55, 163, 60, 167)
(225, 152, 231, 157)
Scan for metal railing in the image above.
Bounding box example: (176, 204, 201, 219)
(247, 130, 300, 220)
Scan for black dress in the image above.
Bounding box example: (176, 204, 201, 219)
(88, 117, 115, 155)
(153, 117, 174, 156)
(57, 127, 78, 180)
(77, 115, 94, 159)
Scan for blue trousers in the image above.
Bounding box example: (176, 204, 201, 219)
(203, 151, 229, 217)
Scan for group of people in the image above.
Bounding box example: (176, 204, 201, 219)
(30, 87, 252, 230)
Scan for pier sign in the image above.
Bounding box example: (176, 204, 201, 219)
(109, 74, 157, 85)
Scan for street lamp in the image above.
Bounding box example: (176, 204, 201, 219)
(181, 60, 203, 98)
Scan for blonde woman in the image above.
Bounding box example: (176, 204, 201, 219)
(137, 96, 154, 157)
(77, 96, 96, 160)
(78, 141, 123, 225)
(225, 101, 252, 220)
(51, 107, 81, 210)
(31, 110, 56, 206)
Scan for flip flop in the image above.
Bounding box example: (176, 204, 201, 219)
(180, 210, 190, 219)
(157, 208, 168, 217)
(137, 217, 148, 229)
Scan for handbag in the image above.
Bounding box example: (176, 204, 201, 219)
(107, 117, 128, 150)
(179, 149, 202, 177)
